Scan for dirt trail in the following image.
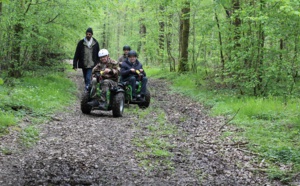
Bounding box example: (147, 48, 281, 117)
(0, 70, 282, 185)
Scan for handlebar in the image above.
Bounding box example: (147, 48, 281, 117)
(95, 71, 105, 82)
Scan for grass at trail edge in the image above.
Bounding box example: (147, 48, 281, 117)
(146, 67, 300, 183)
(0, 68, 77, 146)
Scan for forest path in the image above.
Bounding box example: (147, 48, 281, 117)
(0, 69, 281, 186)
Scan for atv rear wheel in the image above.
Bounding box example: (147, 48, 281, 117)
(112, 92, 125, 117)
(81, 92, 92, 114)
(138, 89, 150, 109)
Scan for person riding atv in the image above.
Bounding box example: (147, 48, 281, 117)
(88, 49, 119, 108)
(80, 49, 124, 117)
(120, 50, 150, 108)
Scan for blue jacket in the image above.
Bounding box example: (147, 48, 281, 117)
(120, 59, 146, 80)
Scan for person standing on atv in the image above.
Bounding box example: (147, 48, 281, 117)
(118, 45, 131, 67)
(73, 27, 100, 91)
(120, 50, 148, 102)
(87, 49, 119, 109)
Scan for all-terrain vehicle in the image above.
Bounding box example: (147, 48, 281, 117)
(81, 72, 125, 117)
(119, 70, 151, 109)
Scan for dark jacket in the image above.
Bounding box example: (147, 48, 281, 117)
(118, 54, 127, 63)
(73, 38, 100, 69)
(118, 54, 127, 67)
(120, 59, 146, 80)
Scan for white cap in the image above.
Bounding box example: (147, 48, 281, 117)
(98, 49, 109, 57)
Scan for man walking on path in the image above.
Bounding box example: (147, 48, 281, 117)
(73, 27, 100, 91)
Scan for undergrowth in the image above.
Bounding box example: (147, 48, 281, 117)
(20, 126, 40, 147)
(146, 67, 300, 183)
(0, 63, 77, 145)
(129, 102, 177, 172)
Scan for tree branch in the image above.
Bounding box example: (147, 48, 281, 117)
(237, 148, 261, 156)
(46, 14, 60, 24)
(197, 140, 248, 147)
(219, 108, 240, 131)
(24, 2, 32, 15)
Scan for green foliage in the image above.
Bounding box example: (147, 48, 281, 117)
(0, 111, 17, 135)
(130, 105, 176, 171)
(0, 0, 102, 77)
(214, 0, 300, 96)
(211, 97, 298, 121)
(147, 67, 219, 108)
(0, 147, 13, 155)
(150, 67, 300, 182)
(0, 69, 76, 135)
(210, 91, 300, 178)
(1, 0, 299, 96)
(7, 73, 76, 114)
(267, 167, 292, 184)
(20, 125, 39, 147)
(267, 147, 300, 164)
(0, 0, 299, 180)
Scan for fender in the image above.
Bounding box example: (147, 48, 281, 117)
(116, 87, 124, 93)
(110, 86, 124, 94)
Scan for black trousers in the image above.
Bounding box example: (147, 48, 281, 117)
(123, 76, 148, 97)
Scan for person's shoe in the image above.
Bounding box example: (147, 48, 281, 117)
(98, 101, 108, 110)
(87, 100, 99, 107)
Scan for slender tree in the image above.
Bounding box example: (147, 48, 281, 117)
(166, 13, 176, 72)
(137, 5, 146, 56)
(254, 0, 265, 96)
(232, 0, 241, 49)
(178, 1, 190, 72)
(214, 10, 225, 72)
(158, 5, 165, 63)
(191, 10, 197, 73)
(10, 1, 26, 77)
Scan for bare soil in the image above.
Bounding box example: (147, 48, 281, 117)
(0, 70, 284, 185)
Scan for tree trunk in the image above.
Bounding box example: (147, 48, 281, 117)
(102, 23, 107, 49)
(232, 0, 241, 49)
(254, 0, 265, 96)
(191, 11, 197, 73)
(0, 2, 2, 16)
(101, 11, 109, 49)
(158, 5, 165, 63)
(0, 2, 2, 72)
(221, 4, 232, 63)
(166, 13, 175, 72)
(179, 13, 183, 60)
(279, 38, 284, 60)
(9, 1, 29, 78)
(137, 5, 146, 56)
(178, 1, 190, 72)
(214, 11, 225, 73)
(292, 36, 298, 82)
(138, 23, 147, 64)
(117, 14, 121, 58)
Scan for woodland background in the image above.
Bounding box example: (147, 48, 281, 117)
(0, 0, 300, 183)
(0, 0, 299, 96)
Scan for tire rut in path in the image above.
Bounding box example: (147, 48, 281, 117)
(0, 71, 282, 185)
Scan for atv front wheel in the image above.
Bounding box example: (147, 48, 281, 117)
(81, 92, 92, 114)
(138, 89, 150, 109)
(112, 92, 125, 117)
